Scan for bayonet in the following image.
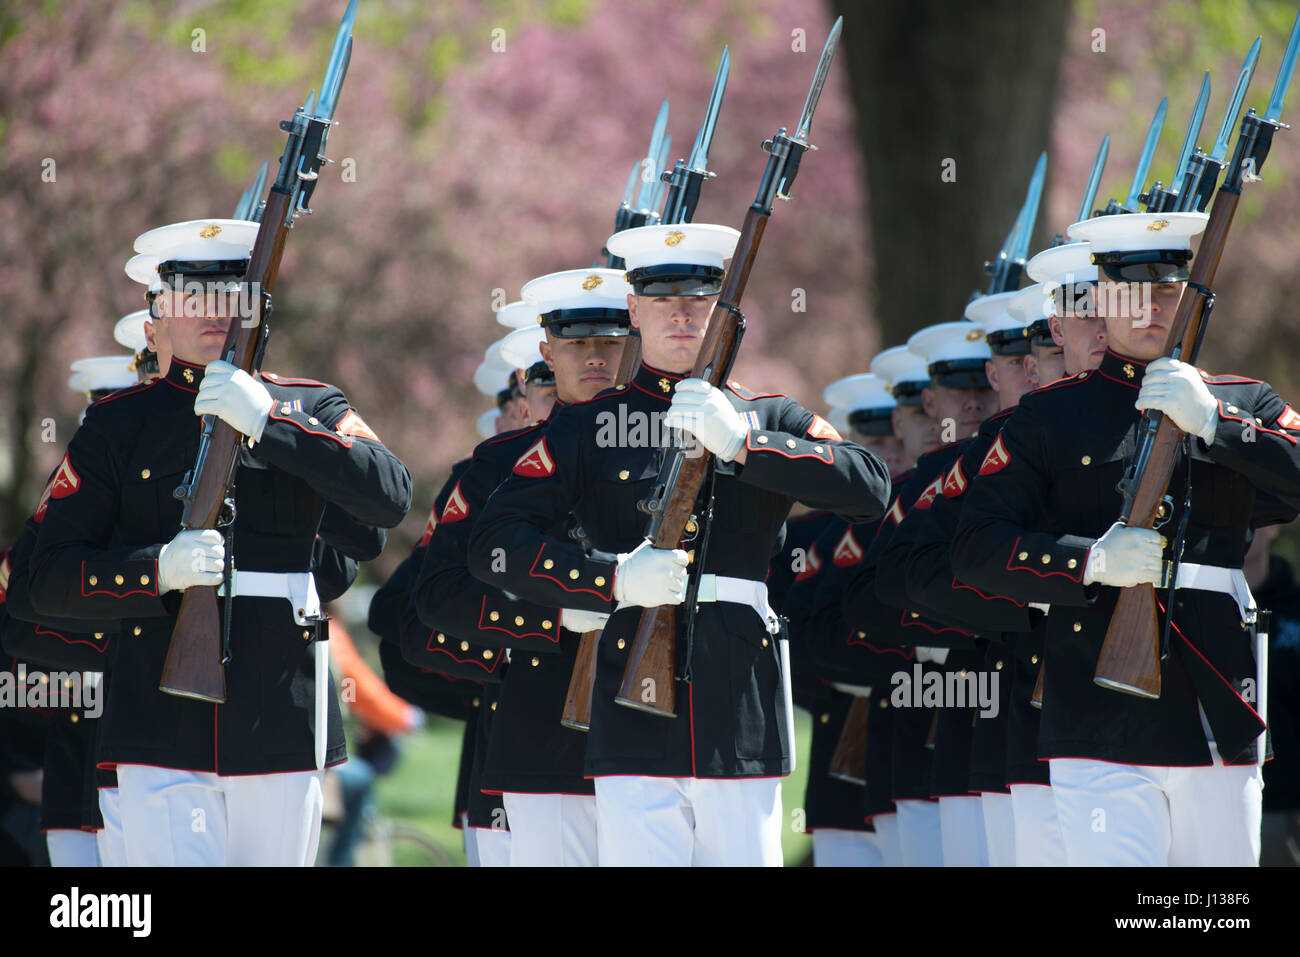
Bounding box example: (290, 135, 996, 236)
(1059, 134, 1109, 240)
(1145, 74, 1210, 211)
(634, 99, 670, 213)
(661, 47, 730, 224)
(1126, 96, 1167, 209)
(1266, 10, 1300, 123)
(1177, 37, 1263, 211)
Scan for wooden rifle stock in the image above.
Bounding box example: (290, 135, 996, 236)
(828, 695, 870, 785)
(558, 330, 643, 730)
(159, 189, 293, 701)
(1092, 187, 1241, 698)
(614, 211, 769, 716)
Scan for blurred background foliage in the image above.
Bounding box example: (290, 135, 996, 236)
(4, 0, 1300, 862)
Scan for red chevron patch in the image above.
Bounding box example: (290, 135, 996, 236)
(335, 409, 380, 442)
(34, 453, 81, 523)
(979, 434, 1010, 476)
(807, 415, 843, 441)
(941, 460, 968, 498)
(1278, 404, 1300, 432)
(913, 476, 943, 511)
(513, 437, 556, 478)
(418, 503, 439, 546)
(441, 483, 469, 523)
(832, 527, 864, 567)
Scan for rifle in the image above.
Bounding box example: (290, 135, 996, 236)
(159, 0, 358, 702)
(559, 331, 643, 731)
(604, 100, 670, 268)
(559, 49, 732, 730)
(828, 694, 870, 785)
(1030, 658, 1044, 709)
(980, 153, 1047, 297)
(615, 18, 844, 717)
(1093, 21, 1297, 698)
(1099, 97, 1167, 216)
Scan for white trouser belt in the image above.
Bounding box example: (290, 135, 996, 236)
(615, 575, 781, 634)
(1159, 562, 1256, 623)
(217, 570, 322, 626)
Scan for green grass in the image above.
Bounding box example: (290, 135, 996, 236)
(372, 709, 815, 866)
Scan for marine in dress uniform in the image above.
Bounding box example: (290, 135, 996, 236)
(952, 211, 1300, 866)
(417, 271, 632, 867)
(882, 293, 1080, 867)
(788, 372, 917, 866)
(842, 328, 996, 866)
(467, 223, 891, 866)
(27, 219, 412, 867)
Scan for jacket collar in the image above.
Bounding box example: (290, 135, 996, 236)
(632, 361, 688, 400)
(164, 357, 206, 393)
(1097, 348, 1149, 388)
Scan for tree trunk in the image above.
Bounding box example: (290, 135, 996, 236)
(831, 0, 1070, 347)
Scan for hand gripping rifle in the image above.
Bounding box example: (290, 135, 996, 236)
(1093, 19, 1298, 699)
(561, 51, 732, 730)
(159, 0, 358, 702)
(613, 18, 843, 718)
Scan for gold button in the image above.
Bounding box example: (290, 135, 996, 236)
(857, 631, 865, 638)
(64, 678, 74, 688)
(757, 435, 769, 444)
(542, 620, 553, 630)
(132, 626, 141, 636)
(879, 698, 888, 709)
(619, 470, 630, 480)
(94, 632, 104, 640)
(959, 669, 968, 678)
(1041, 555, 1051, 564)
(814, 445, 824, 454)
(1077, 372, 1086, 379)
(303, 630, 311, 639)
(472, 697, 481, 708)
(1081, 455, 1091, 465)
(685, 520, 697, 533)
(1072, 622, 1082, 632)
(1067, 559, 1077, 569)
(569, 569, 579, 580)
(514, 616, 524, 626)
(995, 661, 1003, 671)
(594, 576, 606, 587)
(1017, 552, 1028, 561)
(1227, 405, 1238, 414)
(140, 469, 151, 479)
(786, 439, 797, 449)
(489, 611, 500, 621)
(762, 638, 769, 647)
(1256, 418, 1263, 426)
(71, 714, 79, 723)
(483, 650, 493, 660)
(910, 612, 919, 618)
(39, 674, 48, 684)
(308, 417, 318, 425)
(491, 702, 497, 711)
(88, 575, 98, 586)
(114, 574, 125, 585)
(531, 657, 539, 667)
(460, 641, 470, 651)
(1031, 654, 1039, 665)
(686, 550, 694, 564)
(436, 633, 445, 644)
(544, 559, 554, 570)
(820, 713, 830, 724)
(617, 638, 626, 650)
(140, 574, 150, 585)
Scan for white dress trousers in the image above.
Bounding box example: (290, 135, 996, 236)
(871, 811, 904, 867)
(894, 799, 944, 866)
(115, 763, 324, 866)
(46, 829, 101, 867)
(501, 792, 598, 866)
(1008, 783, 1067, 867)
(1048, 746, 1262, 866)
(812, 828, 884, 866)
(595, 775, 783, 866)
(979, 791, 1017, 866)
(938, 794, 989, 866)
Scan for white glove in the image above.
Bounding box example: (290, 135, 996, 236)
(561, 608, 610, 633)
(613, 540, 689, 607)
(915, 646, 949, 665)
(157, 528, 225, 594)
(193, 360, 274, 442)
(662, 378, 748, 462)
(1082, 522, 1165, 587)
(1135, 357, 1218, 445)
